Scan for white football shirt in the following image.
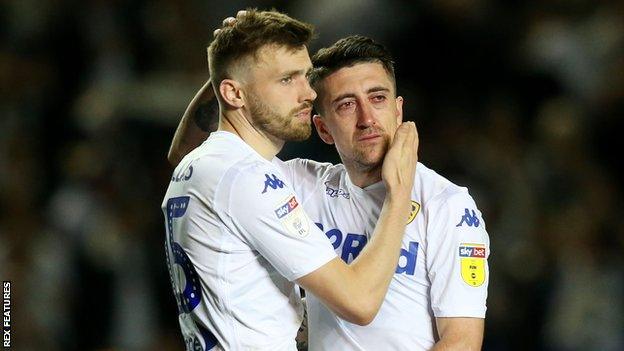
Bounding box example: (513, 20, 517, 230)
(162, 132, 337, 350)
(276, 159, 490, 350)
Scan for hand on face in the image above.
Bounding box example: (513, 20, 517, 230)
(381, 121, 418, 196)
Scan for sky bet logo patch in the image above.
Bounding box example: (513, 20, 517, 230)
(459, 243, 486, 287)
(459, 244, 486, 258)
(274, 196, 299, 219)
(274, 196, 309, 237)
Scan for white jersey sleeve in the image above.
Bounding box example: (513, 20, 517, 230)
(426, 189, 490, 318)
(220, 162, 337, 281)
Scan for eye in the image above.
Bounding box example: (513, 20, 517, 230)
(280, 76, 293, 84)
(371, 94, 387, 103)
(337, 101, 355, 111)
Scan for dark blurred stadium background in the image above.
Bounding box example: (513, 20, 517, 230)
(1, 0, 623, 350)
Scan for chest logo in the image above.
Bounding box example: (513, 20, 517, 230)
(459, 243, 486, 287)
(407, 201, 421, 224)
(324, 182, 350, 199)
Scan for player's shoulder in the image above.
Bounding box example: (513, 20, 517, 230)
(415, 162, 473, 208)
(177, 131, 277, 190)
(281, 158, 341, 180)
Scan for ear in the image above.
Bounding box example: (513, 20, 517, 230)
(395, 96, 404, 124)
(313, 115, 335, 145)
(219, 79, 245, 108)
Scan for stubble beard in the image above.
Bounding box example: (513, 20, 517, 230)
(349, 133, 391, 173)
(248, 93, 311, 142)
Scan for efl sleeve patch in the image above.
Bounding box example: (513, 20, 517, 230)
(274, 196, 310, 238)
(459, 243, 486, 287)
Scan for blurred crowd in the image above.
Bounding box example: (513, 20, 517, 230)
(1, 0, 622, 350)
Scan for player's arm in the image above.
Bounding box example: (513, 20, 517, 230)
(296, 122, 419, 325)
(168, 12, 248, 166)
(167, 79, 216, 166)
(426, 189, 490, 349)
(431, 317, 484, 351)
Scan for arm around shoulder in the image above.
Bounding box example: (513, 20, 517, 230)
(297, 257, 378, 325)
(168, 80, 217, 166)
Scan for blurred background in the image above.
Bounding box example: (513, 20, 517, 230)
(1, 0, 623, 350)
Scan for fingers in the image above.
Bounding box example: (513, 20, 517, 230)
(213, 16, 235, 36)
(405, 121, 417, 153)
(214, 11, 249, 37)
(393, 121, 412, 142)
(222, 16, 236, 26)
(397, 122, 418, 168)
(413, 124, 419, 160)
(396, 122, 416, 150)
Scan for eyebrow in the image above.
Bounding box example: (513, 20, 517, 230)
(281, 67, 313, 77)
(331, 86, 391, 105)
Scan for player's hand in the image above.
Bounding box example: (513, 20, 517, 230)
(381, 122, 418, 198)
(213, 10, 248, 36)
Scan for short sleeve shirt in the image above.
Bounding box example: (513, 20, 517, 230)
(275, 159, 490, 351)
(162, 132, 336, 350)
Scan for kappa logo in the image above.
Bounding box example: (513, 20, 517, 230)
(455, 208, 480, 227)
(262, 174, 285, 194)
(324, 182, 350, 199)
(274, 196, 299, 219)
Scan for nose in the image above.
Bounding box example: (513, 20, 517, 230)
(300, 78, 317, 103)
(356, 100, 375, 129)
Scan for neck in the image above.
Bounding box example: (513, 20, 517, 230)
(343, 162, 383, 188)
(218, 109, 284, 160)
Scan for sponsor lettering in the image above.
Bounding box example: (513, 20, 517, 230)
(315, 223, 418, 275)
(459, 245, 486, 258)
(396, 242, 419, 275)
(274, 196, 299, 219)
(324, 182, 350, 199)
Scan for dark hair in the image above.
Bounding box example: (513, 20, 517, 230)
(309, 36, 396, 113)
(208, 9, 314, 87)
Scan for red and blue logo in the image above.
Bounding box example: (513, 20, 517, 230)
(458, 244, 486, 258)
(274, 196, 299, 219)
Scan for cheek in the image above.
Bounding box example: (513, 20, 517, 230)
(381, 111, 399, 129)
(336, 130, 357, 153)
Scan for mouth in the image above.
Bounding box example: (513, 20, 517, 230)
(295, 108, 312, 120)
(357, 133, 381, 142)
